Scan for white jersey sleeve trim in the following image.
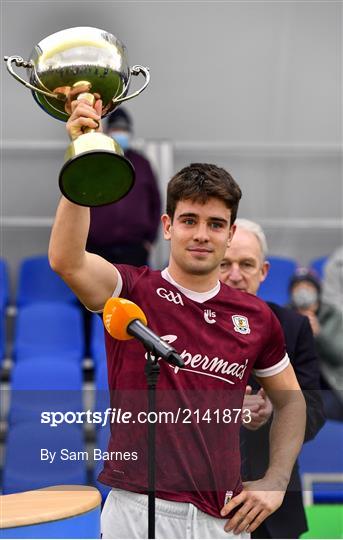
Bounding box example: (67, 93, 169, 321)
(252, 353, 290, 378)
(85, 266, 123, 314)
(112, 266, 123, 298)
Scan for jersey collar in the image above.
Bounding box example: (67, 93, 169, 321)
(161, 268, 221, 304)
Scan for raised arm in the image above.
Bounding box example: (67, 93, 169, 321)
(48, 99, 117, 311)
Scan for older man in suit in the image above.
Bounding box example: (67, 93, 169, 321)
(220, 219, 325, 539)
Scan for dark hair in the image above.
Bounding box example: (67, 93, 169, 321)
(289, 267, 322, 295)
(166, 163, 242, 226)
(106, 107, 133, 132)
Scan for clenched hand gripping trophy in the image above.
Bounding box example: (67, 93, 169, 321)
(4, 27, 150, 206)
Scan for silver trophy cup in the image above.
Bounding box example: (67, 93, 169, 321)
(4, 26, 150, 206)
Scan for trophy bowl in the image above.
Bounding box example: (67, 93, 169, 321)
(4, 27, 150, 206)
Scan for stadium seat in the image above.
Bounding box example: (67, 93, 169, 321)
(13, 302, 85, 362)
(17, 255, 77, 307)
(309, 256, 328, 280)
(9, 359, 84, 425)
(94, 359, 109, 414)
(2, 422, 87, 494)
(95, 358, 108, 391)
(90, 314, 106, 367)
(300, 504, 343, 539)
(257, 256, 298, 305)
(299, 420, 343, 504)
(0, 258, 9, 310)
(0, 309, 5, 367)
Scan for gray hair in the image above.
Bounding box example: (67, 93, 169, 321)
(234, 218, 268, 260)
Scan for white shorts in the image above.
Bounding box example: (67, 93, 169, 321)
(101, 489, 250, 539)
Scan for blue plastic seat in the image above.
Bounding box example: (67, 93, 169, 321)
(95, 358, 108, 391)
(9, 359, 84, 425)
(11, 358, 83, 390)
(13, 302, 85, 362)
(90, 314, 106, 367)
(0, 308, 5, 366)
(309, 256, 328, 280)
(257, 256, 298, 305)
(0, 258, 9, 310)
(2, 422, 87, 494)
(299, 420, 343, 503)
(17, 255, 77, 307)
(94, 359, 110, 415)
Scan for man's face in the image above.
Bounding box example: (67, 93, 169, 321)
(161, 197, 234, 277)
(219, 227, 269, 295)
(107, 128, 131, 151)
(290, 281, 319, 311)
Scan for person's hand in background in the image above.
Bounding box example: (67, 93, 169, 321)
(243, 385, 273, 430)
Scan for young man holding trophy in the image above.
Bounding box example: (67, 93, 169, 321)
(6, 25, 303, 539)
(45, 92, 307, 539)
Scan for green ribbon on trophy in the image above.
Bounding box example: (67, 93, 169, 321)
(4, 26, 150, 206)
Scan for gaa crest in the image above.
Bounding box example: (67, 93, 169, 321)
(232, 315, 251, 335)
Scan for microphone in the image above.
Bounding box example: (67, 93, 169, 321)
(103, 298, 184, 368)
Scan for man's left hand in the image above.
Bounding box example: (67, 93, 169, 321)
(220, 479, 285, 535)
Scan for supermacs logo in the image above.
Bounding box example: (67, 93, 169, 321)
(158, 335, 249, 385)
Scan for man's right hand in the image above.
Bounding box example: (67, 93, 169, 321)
(66, 98, 103, 140)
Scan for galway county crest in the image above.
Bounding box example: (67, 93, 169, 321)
(232, 315, 251, 335)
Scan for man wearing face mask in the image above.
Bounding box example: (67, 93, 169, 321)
(86, 107, 161, 266)
(289, 268, 343, 421)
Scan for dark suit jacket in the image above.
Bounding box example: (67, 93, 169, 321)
(241, 303, 325, 539)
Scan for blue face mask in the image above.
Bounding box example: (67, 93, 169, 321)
(110, 131, 131, 151)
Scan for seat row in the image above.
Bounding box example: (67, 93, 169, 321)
(7, 358, 108, 423)
(0, 256, 77, 309)
(0, 301, 106, 369)
(0, 253, 329, 310)
(13, 303, 105, 363)
(2, 420, 111, 501)
(1, 255, 340, 509)
(2, 356, 110, 500)
(298, 419, 343, 505)
(0, 255, 327, 368)
(257, 255, 328, 306)
(2, 405, 342, 506)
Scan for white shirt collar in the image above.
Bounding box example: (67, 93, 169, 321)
(161, 268, 221, 304)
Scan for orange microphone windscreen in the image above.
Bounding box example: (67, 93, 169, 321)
(103, 297, 148, 340)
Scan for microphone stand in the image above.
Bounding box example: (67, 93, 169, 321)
(144, 349, 160, 540)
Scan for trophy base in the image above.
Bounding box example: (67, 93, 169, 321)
(59, 151, 135, 207)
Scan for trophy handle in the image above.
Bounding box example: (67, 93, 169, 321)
(3, 55, 63, 100)
(113, 65, 150, 104)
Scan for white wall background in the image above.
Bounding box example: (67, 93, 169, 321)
(1, 1, 342, 298)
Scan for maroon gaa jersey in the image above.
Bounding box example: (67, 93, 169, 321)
(98, 266, 289, 517)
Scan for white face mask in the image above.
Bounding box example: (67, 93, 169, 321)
(291, 287, 319, 309)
